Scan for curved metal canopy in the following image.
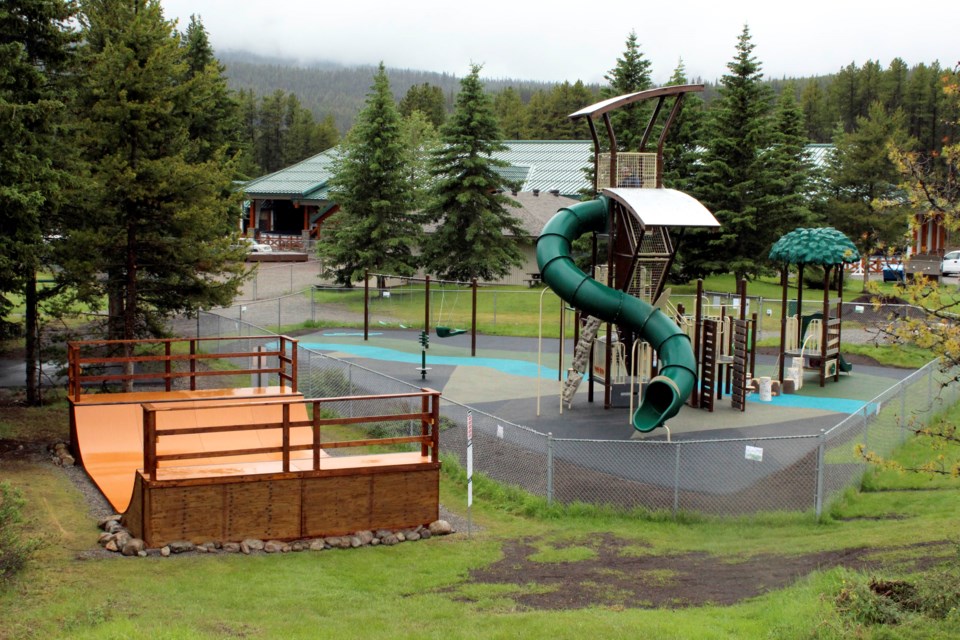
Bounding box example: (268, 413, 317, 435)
(602, 188, 719, 228)
(769, 227, 861, 266)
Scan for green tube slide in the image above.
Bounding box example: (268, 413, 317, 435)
(536, 196, 697, 432)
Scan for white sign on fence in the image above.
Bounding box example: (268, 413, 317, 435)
(745, 445, 764, 462)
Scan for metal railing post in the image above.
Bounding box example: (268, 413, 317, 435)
(815, 430, 826, 520)
(546, 432, 554, 505)
(673, 443, 681, 518)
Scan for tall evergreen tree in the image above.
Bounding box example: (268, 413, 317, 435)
(317, 63, 420, 287)
(824, 102, 913, 284)
(603, 30, 653, 151)
(398, 82, 446, 128)
(662, 59, 705, 191)
(493, 87, 526, 139)
(64, 0, 246, 351)
(420, 64, 524, 282)
(0, 0, 79, 403)
(800, 79, 834, 142)
(684, 25, 776, 280)
(757, 84, 819, 241)
(178, 14, 244, 167)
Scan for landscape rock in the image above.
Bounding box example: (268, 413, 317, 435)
(167, 540, 196, 554)
(406, 531, 421, 542)
(98, 514, 119, 527)
(308, 540, 325, 551)
(355, 531, 374, 546)
(121, 539, 145, 556)
(222, 542, 241, 553)
(428, 520, 453, 536)
(137, 550, 148, 558)
(348, 536, 362, 548)
(420, 529, 431, 540)
(264, 540, 288, 553)
(242, 539, 264, 552)
(160, 546, 171, 557)
(104, 539, 119, 552)
(381, 534, 399, 546)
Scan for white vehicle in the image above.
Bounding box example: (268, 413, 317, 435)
(941, 250, 960, 277)
(241, 237, 273, 253)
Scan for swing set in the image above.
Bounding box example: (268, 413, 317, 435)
(362, 272, 479, 356)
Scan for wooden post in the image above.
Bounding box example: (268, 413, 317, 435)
(779, 266, 788, 383)
(421, 392, 429, 458)
(189, 339, 197, 391)
(164, 341, 172, 392)
(282, 402, 290, 473)
(142, 405, 156, 480)
(290, 337, 298, 392)
(692, 278, 703, 407)
(430, 390, 440, 463)
(424, 275, 431, 336)
(312, 400, 321, 471)
(471, 278, 477, 357)
(364, 270, 369, 341)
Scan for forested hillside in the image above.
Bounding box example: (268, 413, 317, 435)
(220, 50, 569, 134)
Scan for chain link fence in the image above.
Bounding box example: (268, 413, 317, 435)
(196, 311, 954, 519)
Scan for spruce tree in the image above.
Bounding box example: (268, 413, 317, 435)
(0, 0, 78, 402)
(420, 64, 524, 282)
(824, 102, 913, 283)
(757, 84, 820, 243)
(662, 59, 705, 192)
(318, 63, 420, 287)
(684, 25, 776, 280)
(602, 30, 653, 151)
(64, 0, 246, 349)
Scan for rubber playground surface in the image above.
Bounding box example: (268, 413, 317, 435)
(298, 328, 911, 442)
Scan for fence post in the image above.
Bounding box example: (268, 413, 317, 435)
(815, 430, 826, 520)
(672, 443, 681, 518)
(546, 432, 554, 506)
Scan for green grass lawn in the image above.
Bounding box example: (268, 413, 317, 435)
(1, 394, 959, 639)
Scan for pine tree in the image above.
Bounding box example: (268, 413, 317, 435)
(64, 0, 246, 350)
(824, 102, 914, 281)
(757, 84, 820, 243)
(398, 82, 446, 128)
(420, 64, 524, 282)
(662, 59, 705, 191)
(493, 87, 526, 139)
(684, 25, 776, 280)
(0, 0, 78, 403)
(317, 63, 420, 287)
(602, 30, 653, 151)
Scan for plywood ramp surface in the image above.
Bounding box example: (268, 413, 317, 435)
(72, 388, 307, 512)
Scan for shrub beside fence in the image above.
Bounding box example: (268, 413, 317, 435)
(197, 311, 954, 519)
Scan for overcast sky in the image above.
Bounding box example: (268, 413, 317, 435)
(159, 0, 955, 84)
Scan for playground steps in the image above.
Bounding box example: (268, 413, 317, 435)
(562, 315, 603, 407)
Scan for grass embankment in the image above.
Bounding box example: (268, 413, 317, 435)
(1, 392, 958, 638)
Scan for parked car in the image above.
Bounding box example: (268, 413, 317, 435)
(881, 262, 904, 282)
(941, 250, 960, 277)
(241, 237, 272, 253)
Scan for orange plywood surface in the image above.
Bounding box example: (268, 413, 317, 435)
(72, 389, 310, 513)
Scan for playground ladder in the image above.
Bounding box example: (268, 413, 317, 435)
(562, 315, 603, 407)
(730, 319, 750, 412)
(699, 319, 718, 412)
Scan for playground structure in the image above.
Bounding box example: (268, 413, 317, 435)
(677, 278, 760, 412)
(67, 336, 441, 547)
(769, 228, 861, 388)
(537, 85, 721, 432)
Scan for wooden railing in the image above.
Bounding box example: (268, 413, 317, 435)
(67, 336, 298, 402)
(139, 390, 442, 480)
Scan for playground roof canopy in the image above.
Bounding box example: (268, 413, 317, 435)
(603, 188, 720, 228)
(768, 227, 861, 266)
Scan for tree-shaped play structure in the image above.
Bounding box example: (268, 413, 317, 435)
(769, 227, 861, 387)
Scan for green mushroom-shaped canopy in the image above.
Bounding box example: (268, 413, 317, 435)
(769, 227, 861, 266)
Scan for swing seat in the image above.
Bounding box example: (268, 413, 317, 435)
(436, 326, 467, 338)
